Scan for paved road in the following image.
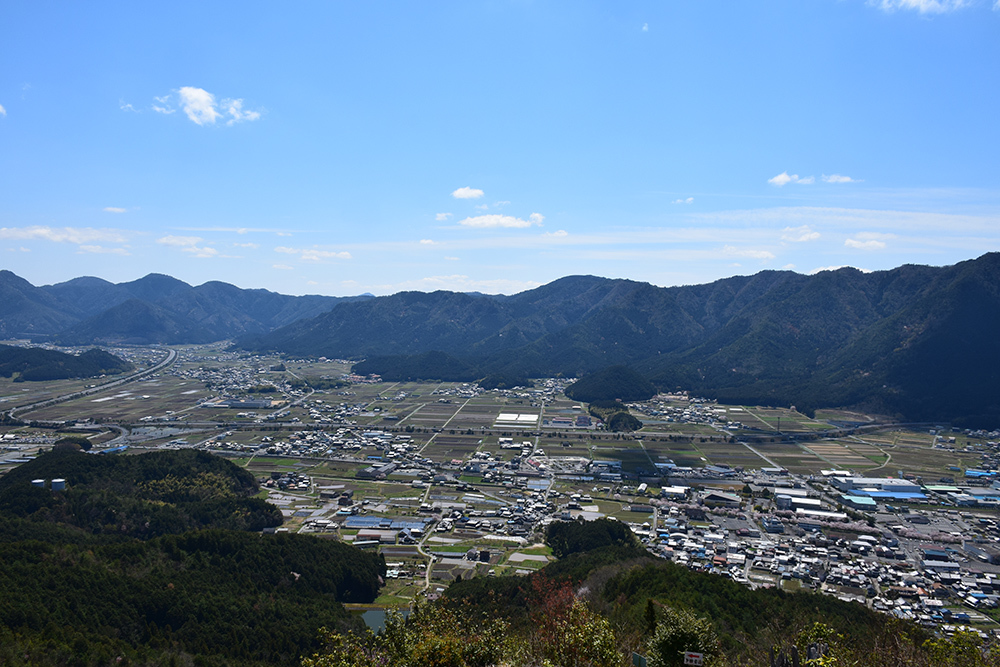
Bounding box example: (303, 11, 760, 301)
(9, 347, 177, 420)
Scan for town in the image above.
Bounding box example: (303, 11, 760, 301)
(2, 342, 1000, 640)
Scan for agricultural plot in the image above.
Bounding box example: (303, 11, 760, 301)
(740, 407, 833, 433)
(421, 435, 484, 463)
(641, 440, 708, 468)
(696, 440, 770, 468)
(748, 442, 828, 474)
(802, 441, 878, 470)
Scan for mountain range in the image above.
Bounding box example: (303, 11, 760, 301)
(239, 253, 1000, 426)
(2, 255, 998, 425)
(0, 271, 363, 344)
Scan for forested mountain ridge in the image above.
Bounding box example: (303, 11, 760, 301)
(247, 253, 1000, 424)
(0, 271, 363, 344)
(4, 255, 999, 423)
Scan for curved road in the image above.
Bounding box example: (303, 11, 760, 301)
(8, 347, 177, 421)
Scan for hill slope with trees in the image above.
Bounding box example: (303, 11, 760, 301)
(0, 344, 132, 381)
(0, 449, 385, 665)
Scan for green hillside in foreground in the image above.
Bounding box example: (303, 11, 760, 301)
(305, 519, 978, 667)
(0, 450, 385, 666)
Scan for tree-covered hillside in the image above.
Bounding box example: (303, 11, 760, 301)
(0, 344, 133, 381)
(0, 449, 386, 666)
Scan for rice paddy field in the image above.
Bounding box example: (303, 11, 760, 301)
(0, 342, 985, 484)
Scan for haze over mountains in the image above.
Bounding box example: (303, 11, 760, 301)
(0, 271, 361, 344)
(2, 254, 998, 425)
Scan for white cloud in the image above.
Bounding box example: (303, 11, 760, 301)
(152, 95, 175, 114)
(781, 225, 821, 242)
(782, 264, 796, 270)
(154, 88, 261, 126)
(672, 197, 694, 204)
(435, 213, 452, 222)
(452, 186, 484, 199)
(854, 231, 896, 241)
(642, 22, 649, 31)
(545, 230, 569, 237)
(78, 245, 130, 256)
(223, 98, 261, 125)
(103, 207, 127, 214)
(995, 0, 999, 10)
(0, 103, 8, 117)
(275, 246, 351, 261)
(445, 256, 459, 261)
(823, 174, 860, 184)
(233, 242, 259, 249)
(419, 239, 436, 245)
(272, 264, 294, 270)
(0, 226, 126, 244)
(722, 245, 776, 260)
(475, 204, 489, 210)
(494, 200, 510, 207)
(156, 235, 219, 258)
(276, 231, 292, 237)
(178, 87, 222, 125)
(119, 99, 138, 113)
(458, 214, 543, 229)
(845, 238, 886, 250)
(768, 172, 815, 186)
(871, 0, 969, 13)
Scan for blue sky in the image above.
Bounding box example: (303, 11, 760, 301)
(1, 1, 998, 296)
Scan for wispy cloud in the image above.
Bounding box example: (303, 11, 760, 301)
(871, 0, 970, 13)
(457, 213, 544, 229)
(435, 213, 452, 222)
(103, 207, 127, 214)
(672, 197, 694, 204)
(119, 99, 138, 113)
(691, 206, 1000, 235)
(153, 87, 262, 126)
(419, 239, 436, 245)
(845, 238, 886, 250)
(272, 264, 294, 270)
(823, 174, 860, 184)
(156, 235, 219, 258)
(722, 245, 775, 260)
(233, 242, 259, 249)
(768, 172, 815, 186)
(452, 186, 484, 199)
(642, 22, 649, 31)
(781, 225, 820, 242)
(275, 246, 351, 261)
(222, 98, 261, 125)
(78, 245, 130, 256)
(0, 226, 126, 244)
(0, 103, 8, 117)
(544, 230, 569, 238)
(152, 95, 174, 115)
